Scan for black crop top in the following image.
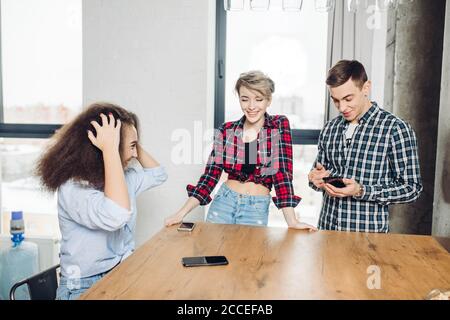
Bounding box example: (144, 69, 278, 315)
(242, 140, 257, 175)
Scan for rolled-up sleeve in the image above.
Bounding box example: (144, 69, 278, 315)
(271, 117, 302, 209)
(126, 165, 168, 196)
(187, 125, 224, 206)
(355, 121, 423, 205)
(58, 182, 132, 232)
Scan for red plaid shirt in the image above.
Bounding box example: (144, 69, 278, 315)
(187, 113, 301, 209)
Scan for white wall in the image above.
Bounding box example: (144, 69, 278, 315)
(83, 0, 216, 246)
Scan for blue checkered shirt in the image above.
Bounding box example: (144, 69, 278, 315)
(310, 103, 423, 233)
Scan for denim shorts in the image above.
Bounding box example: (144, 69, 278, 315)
(206, 183, 271, 227)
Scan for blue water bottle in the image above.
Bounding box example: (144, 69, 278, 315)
(0, 211, 39, 300)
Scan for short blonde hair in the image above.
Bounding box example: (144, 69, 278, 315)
(235, 70, 275, 100)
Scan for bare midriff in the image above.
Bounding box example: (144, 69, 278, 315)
(226, 179, 270, 196)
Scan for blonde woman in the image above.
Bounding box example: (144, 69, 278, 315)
(166, 71, 316, 231)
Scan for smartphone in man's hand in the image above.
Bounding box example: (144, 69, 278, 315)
(323, 177, 346, 189)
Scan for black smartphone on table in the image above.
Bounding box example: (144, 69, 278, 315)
(182, 256, 229, 267)
(323, 177, 346, 188)
(177, 222, 195, 232)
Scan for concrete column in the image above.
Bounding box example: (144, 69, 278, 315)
(433, 0, 450, 238)
(388, 0, 447, 235)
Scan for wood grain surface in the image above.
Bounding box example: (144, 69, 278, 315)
(80, 223, 450, 300)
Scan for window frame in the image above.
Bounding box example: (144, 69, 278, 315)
(214, 0, 336, 145)
(0, 123, 60, 138)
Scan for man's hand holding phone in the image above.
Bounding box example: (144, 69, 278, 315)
(308, 163, 331, 190)
(323, 177, 346, 188)
(323, 178, 363, 199)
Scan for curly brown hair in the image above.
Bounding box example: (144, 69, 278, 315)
(36, 102, 139, 192)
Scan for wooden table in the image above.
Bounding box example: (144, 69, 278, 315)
(80, 223, 450, 300)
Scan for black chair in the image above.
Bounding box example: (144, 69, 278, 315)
(9, 264, 60, 300)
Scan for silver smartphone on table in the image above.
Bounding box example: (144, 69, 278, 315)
(177, 222, 195, 232)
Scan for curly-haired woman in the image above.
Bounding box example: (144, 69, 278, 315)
(36, 102, 167, 300)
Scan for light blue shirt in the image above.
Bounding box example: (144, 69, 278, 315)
(57, 165, 167, 278)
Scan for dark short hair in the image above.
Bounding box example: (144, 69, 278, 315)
(326, 60, 368, 89)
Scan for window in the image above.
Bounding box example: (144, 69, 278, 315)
(0, 138, 59, 237)
(216, 0, 329, 227)
(1, 0, 82, 125)
(0, 0, 82, 238)
(270, 145, 323, 228)
(223, 5, 328, 130)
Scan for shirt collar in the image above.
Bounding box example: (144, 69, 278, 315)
(358, 102, 379, 124)
(339, 102, 379, 125)
(236, 112, 276, 130)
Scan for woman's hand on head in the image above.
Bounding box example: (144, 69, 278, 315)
(87, 113, 121, 153)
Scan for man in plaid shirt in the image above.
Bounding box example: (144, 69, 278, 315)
(309, 60, 423, 233)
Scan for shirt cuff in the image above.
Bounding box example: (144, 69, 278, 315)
(143, 165, 166, 174)
(353, 185, 376, 202)
(103, 197, 132, 229)
(144, 165, 168, 182)
(309, 181, 322, 192)
(186, 184, 212, 206)
(272, 195, 302, 209)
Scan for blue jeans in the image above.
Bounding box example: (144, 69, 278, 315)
(56, 271, 109, 300)
(206, 183, 271, 227)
